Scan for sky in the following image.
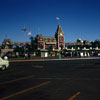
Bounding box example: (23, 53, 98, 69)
(0, 0, 100, 45)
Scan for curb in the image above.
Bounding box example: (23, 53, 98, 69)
(9, 57, 100, 62)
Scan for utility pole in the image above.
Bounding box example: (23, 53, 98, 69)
(21, 24, 27, 45)
(21, 24, 27, 52)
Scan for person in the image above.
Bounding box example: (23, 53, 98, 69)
(16, 52, 19, 58)
(24, 53, 28, 59)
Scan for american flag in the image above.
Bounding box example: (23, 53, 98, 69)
(28, 31, 31, 36)
(56, 17, 60, 20)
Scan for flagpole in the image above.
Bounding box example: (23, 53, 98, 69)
(58, 18, 60, 25)
(23, 24, 26, 44)
(56, 17, 60, 25)
(21, 24, 27, 45)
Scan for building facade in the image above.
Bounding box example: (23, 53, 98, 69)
(34, 24, 64, 51)
(1, 24, 100, 57)
(0, 24, 65, 57)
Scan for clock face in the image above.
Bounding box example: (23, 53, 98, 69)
(60, 33, 63, 36)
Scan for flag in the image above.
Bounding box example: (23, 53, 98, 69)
(56, 17, 60, 20)
(28, 31, 31, 36)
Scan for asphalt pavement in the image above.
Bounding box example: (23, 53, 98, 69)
(0, 58, 100, 100)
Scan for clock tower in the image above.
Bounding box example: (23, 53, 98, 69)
(55, 24, 64, 50)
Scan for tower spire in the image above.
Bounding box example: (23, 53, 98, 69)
(56, 24, 64, 35)
(55, 24, 64, 50)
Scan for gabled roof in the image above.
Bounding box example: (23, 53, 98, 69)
(55, 24, 64, 35)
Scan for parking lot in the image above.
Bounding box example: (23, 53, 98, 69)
(0, 58, 100, 100)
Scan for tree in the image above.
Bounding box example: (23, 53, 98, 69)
(14, 45, 25, 57)
(26, 43, 31, 52)
(60, 44, 63, 50)
(30, 36, 35, 52)
(91, 40, 100, 48)
(48, 45, 53, 56)
(14, 46, 20, 52)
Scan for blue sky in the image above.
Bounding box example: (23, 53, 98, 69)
(0, 0, 100, 45)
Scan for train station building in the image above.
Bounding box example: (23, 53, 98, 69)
(0, 24, 100, 57)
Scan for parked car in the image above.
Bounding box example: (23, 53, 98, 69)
(0, 57, 9, 70)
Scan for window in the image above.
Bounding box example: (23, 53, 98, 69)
(59, 37, 63, 42)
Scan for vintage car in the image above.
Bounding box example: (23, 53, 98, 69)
(0, 57, 9, 70)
